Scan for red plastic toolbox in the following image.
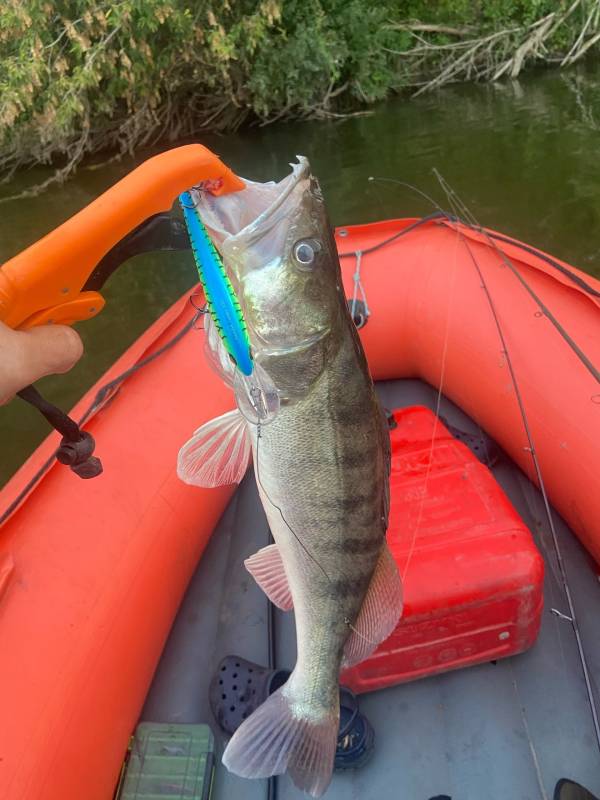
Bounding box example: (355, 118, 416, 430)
(341, 406, 544, 693)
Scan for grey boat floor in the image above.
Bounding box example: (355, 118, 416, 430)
(142, 379, 600, 800)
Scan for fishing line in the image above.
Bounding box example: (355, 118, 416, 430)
(367, 176, 442, 214)
(189, 293, 207, 312)
(252, 417, 334, 584)
(349, 178, 600, 384)
(433, 169, 600, 384)
(360, 180, 514, 571)
(426, 178, 503, 473)
(486, 229, 600, 299)
(248, 389, 370, 635)
(355, 177, 460, 582)
(338, 211, 446, 260)
(400, 210, 460, 583)
(188, 294, 207, 329)
(433, 171, 600, 755)
(234, 372, 370, 598)
(343, 617, 378, 645)
(349, 250, 369, 322)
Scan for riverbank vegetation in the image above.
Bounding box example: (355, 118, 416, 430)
(1, 1, 599, 196)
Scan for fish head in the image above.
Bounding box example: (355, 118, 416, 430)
(197, 157, 345, 400)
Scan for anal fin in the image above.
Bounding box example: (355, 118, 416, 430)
(342, 542, 403, 668)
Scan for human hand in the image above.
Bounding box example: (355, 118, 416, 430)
(0, 321, 83, 405)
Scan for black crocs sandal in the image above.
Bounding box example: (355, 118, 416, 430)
(554, 779, 600, 800)
(209, 654, 290, 736)
(209, 655, 375, 770)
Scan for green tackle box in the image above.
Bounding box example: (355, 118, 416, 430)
(116, 722, 215, 800)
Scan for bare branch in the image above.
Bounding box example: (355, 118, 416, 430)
(0, 127, 89, 204)
(564, 28, 600, 64)
(386, 22, 474, 36)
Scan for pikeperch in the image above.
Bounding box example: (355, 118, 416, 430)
(178, 157, 403, 796)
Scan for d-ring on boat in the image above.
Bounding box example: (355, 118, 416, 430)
(0, 145, 599, 800)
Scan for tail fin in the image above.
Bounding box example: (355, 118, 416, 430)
(222, 685, 337, 797)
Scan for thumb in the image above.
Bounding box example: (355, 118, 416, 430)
(0, 322, 83, 405)
(19, 324, 84, 377)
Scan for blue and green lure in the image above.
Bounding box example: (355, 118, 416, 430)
(179, 190, 253, 376)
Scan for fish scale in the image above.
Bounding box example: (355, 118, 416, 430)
(254, 330, 386, 703)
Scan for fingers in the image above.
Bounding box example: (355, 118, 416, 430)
(0, 322, 83, 405)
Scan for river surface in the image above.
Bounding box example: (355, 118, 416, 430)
(1, 67, 599, 486)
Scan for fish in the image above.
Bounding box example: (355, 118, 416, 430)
(177, 157, 403, 796)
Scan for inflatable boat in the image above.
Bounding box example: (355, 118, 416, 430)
(0, 147, 599, 800)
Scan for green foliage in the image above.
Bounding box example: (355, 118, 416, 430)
(0, 0, 598, 188)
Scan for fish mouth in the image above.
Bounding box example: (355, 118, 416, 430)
(194, 157, 311, 250)
(194, 156, 332, 389)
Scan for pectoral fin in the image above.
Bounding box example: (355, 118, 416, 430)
(245, 544, 293, 611)
(342, 542, 403, 668)
(177, 408, 251, 487)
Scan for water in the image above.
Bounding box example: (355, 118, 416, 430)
(1, 68, 599, 487)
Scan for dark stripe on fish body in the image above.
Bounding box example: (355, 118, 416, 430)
(339, 534, 383, 554)
(330, 404, 374, 429)
(309, 490, 383, 533)
(314, 485, 379, 513)
(326, 572, 372, 599)
(291, 442, 378, 473)
(336, 442, 379, 470)
(312, 534, 383, 556)
(295, 516, 380, 533)
(326, 502, 381, 531)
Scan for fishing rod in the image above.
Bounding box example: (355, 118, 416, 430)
(355, 173, 600, 759)
(433, 172, 600, 756)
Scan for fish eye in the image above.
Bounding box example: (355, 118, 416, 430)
(293, 238, 321, 269)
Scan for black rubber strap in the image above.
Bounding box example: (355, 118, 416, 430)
(17, 385, 82, 442)
(16, 385, 103, 479)
(3, 308, 200, 517)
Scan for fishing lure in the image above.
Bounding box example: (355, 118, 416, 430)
(179, 190, 253, 376)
